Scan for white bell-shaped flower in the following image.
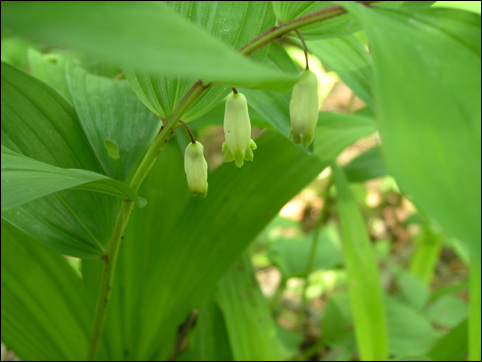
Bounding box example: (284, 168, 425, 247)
(222, 92, 257, 168)
(184, 141, 208, 198)
(289, 70, 319, 147)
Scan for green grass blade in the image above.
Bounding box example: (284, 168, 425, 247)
(217, 252, 281, 361)
(332, 163, 388, 360)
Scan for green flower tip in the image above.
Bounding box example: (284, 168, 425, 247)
(184, 141, 208, 198)
(222, 92, 257, 168)
(289, 70, 319, 148)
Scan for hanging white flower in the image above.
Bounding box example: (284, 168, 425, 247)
(289, 70, 319, 147)
(222, 92, 257, 168)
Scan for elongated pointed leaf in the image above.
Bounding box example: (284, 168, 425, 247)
(314, 112, 377, 162)
(1, 61, 119, 258)
(67, 65, 159, 180)
(1, 146, 139, 211)
(308, 35, 374, 108)
(1, 220, 91, 361)
(343, 4, 481, 267)
(1, 2, 298, 91)
(217, 252, 282, 361)
(125, 1, 278, 122)
(333, 164, 388, 360)
(84, 131, 326, 360)
(343, 146, 388, 182)
(181, 299, 234, 361)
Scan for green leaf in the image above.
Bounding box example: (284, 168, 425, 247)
(308, 35, 374, 108)
(1, 61, 119, 258)
(1, 146, 140, 211)
(243, 88, 292, 138)
(67, 65, 160, 180)
(1, 1, 298, 91)
(343, 4, 481, 267)
(386, 296, 443, 358)
(27, 48, 72, 102)
(125, 1, 278, 122)
(181, 299, 233, 361)
(314, 112, 377, 163)
(321, 292, 442, 358)
(333, 164, 388, 360)
(343, 146, 388, 183)
(267, 222, 344, 279)
(89, 131, 326, 359)
(217, 252, 282, 361)
(1, 220, 91, 361)
(427, 319, 468, 362)
(426, 295, 468, 328)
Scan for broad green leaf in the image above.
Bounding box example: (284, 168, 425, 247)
(343, 146, 388, 183)
(386, 296, 443, 358)
(245, 93, 376, 149)
(242, 88, 292, 137)
(308, 35, 374, 108)
(427, 319, 468, 361)
(426, 295, 468, 328)
(1, 36, 43, 70)
(181, 299, 233, 361)
(27, 48, 72, 102)
(67, 65, 159, 180)
(321, 292, 442, 358)
(267, 222, 343, 278)
(1, 146, 140, 211)
(1, 61, 119, 258)
(217, 252, 281, 361)
(88, 131, 326, 360)
(333, 164, 388, 360)
(1, 1, 299, 91)
(343, 4, 481, 267)
(314, 112, 377, 163)
(1, 220, 91, 361)
(125, 1, 278, 122)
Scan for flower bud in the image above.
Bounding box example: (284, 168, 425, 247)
(289, 70, 319, 147)
(184, 141, 208, 198)
(222, 92, 257, 168)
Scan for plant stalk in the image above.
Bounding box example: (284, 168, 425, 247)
(85, 2, 379, 359)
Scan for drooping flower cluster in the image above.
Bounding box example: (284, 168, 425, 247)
(183, 63, 319, 198)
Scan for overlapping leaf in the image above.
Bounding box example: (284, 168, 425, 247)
(125, 1, 281, 123)
(1, 1, 298, 91)
(1, 221, 91, 361)
(83, 132, 326, 359)
(343, 3, 481, 266)
(1, 61, 119, 258)
(67, 65, 160, 180)
(2, 146, 140, 211)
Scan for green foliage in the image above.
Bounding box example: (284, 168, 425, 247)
(1, 1, 479, 361)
